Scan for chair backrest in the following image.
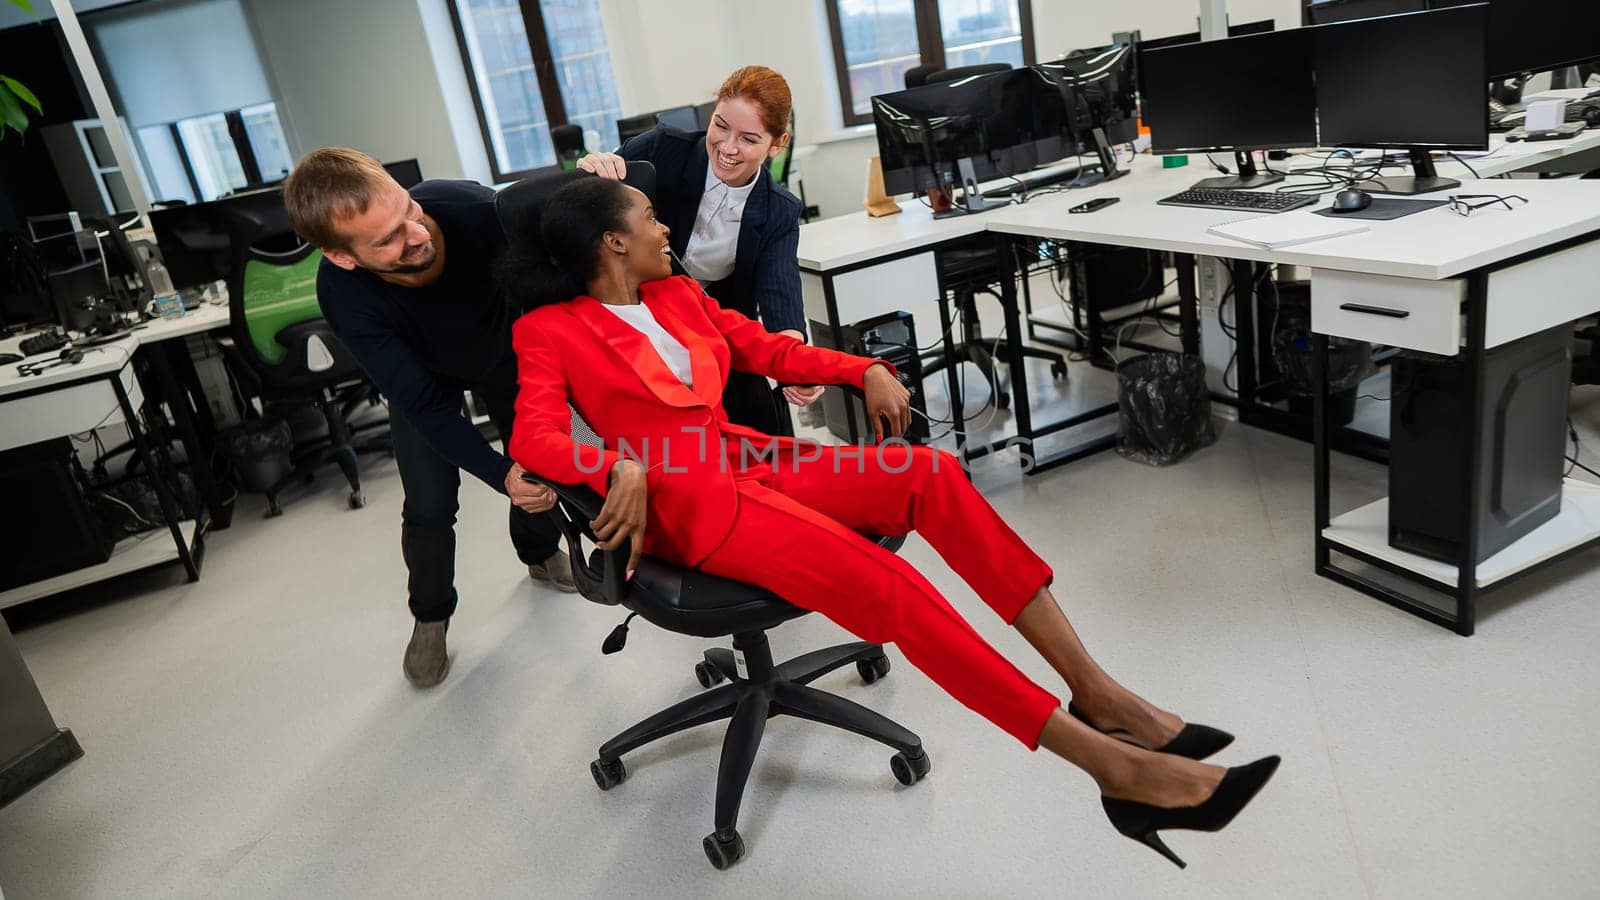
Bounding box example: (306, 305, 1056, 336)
(552, 123, 585, 170)
(903, 64, 941, 88)
(494, 161, 658, 254)
(766, 108, 796, 186)
(926, 63, 1011, 84)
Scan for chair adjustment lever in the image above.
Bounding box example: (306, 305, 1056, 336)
(602, 613, 638, 655)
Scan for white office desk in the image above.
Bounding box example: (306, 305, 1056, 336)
(0, 305, 232, 609)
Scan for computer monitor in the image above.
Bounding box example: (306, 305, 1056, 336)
(1306, 0, 1426, 25)
(1134, 18, 1276, 51)
(616, 113, 657, 145)
(1139, 28, 1317, 189)
(383, 159, 424, 189)
(1031, 44, 1138, 185)
(47, 259, 109, 332)
(1313, 4, 1489, 194)
(871, 68, 1035, 217)
(150, 188, 294, 291)
(694, 101, 718, 129)
(655, 105, 698, 132)
(1429, 0, 1600, 78)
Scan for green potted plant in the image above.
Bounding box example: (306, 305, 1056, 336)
(0, 0, 43, 139)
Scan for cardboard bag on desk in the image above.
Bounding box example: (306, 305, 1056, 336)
(863, 156, 901, 217)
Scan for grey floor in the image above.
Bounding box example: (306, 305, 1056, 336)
(4, 341, 1600, 899)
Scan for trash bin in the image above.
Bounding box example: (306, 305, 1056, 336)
(218, 417, 293, 493)
(1116, 352, 1216, 466)
(1271, 328, 1374, 428)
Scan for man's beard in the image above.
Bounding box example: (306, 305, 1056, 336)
(373, 243, 437, 275)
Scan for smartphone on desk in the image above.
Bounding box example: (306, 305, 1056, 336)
(1069, 197, 1119, 214)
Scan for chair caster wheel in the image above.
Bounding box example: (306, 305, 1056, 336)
(265, 504, 283, 519)
(303, 472, 316, 485)
(348, 491, 365, 509)
(856, 653, 890, 684)
(891, 748, 930, 786)
(702, 829, 745, 870)
(997, 391, 1011, 409)
(590, 757, 626, 791)
(1051, 361, 1068, 379)
(694, 660, 725, 688)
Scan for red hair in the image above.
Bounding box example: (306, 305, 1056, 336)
(716, 66, 792, 139)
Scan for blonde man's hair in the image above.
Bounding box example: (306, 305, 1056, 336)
(283, 147, 397, 250)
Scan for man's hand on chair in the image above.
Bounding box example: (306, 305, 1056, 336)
(593, 459, 647, 576)
(864, 364, 912, 443)
(507, 463, 557, 513)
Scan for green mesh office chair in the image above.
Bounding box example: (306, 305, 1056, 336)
(221, 215, 389, 517)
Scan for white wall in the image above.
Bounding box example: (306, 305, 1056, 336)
(242, 0, 475, 183)
(87, 0, 273, 127)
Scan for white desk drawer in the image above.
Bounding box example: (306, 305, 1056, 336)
(0, 363, 140, 453)
(1310, 269, 1463, 355)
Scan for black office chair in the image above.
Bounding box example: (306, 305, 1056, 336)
(495, 166, 930, 871)
(218, 211, 390, 516)
(551, 123, 585, 170)
(925, 63, 1011, 84)
(903, 64, 940, 88)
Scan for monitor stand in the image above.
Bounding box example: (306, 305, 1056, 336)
(1191, 150, 1284, 190)
(1069, 127, 1128, 188)
(932, 157, 1008, 219)
(1369, 148, 1461, 196)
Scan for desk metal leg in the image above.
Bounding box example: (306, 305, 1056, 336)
(932, 256, 968, 464)
(1177, 254, 1200, 357)
(996, 235, 1033, 469)
(113, 377, 199, 581)
(142, 344, 224, 529)
(1313, 332, 1331, 571)
(1454, 275, 1490, 636)
(1231, 259, 1260, 416)
(821, 275, 860, 446)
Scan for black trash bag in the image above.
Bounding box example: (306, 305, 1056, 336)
(1272, 328, 1374, 427)
(217, 417, 293, 493)
(1116, 352, 1216, 466)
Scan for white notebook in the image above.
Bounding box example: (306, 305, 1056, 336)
(1207, 211, 1370, 249)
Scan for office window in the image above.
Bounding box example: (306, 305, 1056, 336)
(177, 114, 250, 201)
(135, 102, 293, 203)
(240, 103, 293, 183)
(448, 0, 624, 181)
(824, 0, 1034, 126)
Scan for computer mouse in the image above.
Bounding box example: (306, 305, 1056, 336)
(1332, 189, 1373, 213)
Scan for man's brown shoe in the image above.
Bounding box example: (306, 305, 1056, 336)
(404, 619, 450, 688)
(528, 549, 578, 593)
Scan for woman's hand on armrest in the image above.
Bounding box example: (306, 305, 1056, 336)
(591, 459, 648, 575)
(864, 364, 911, 443)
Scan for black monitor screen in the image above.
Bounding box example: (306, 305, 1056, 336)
(1307, 0, 1427, 24)
(1033, 44, 1139, 151)
(1135, 18, 1276, 51)
(383, 159, 423, 189)
(1140, 29, 1317, 153)
(1314, 4, 1489, 150)
(871, 68, 1034, 195)
(1431, 0, 1600, 77)
(655, 105, 699, 132)
(150, 188, 292, 290)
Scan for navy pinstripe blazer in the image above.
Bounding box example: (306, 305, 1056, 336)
(617, 125, 807, 338)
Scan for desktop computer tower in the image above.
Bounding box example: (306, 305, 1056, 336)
(1066, 243, 1165, 314)
(810, 311, 929, 445)
(0, 437, 115, 591)
(1388, 325, 1572, 566)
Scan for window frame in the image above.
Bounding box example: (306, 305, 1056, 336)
(823, 0, 1035, 128)
(446, 0, 609, 183)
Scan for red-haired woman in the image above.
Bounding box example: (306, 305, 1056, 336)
(578, 65, 817, 436)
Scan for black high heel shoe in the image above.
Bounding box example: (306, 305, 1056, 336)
(1068, 703, 1234, 761)
(1101, 755, 1281, 868)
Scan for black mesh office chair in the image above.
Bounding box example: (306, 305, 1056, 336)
(495, 166, 929, 871)
(900, 66, 1070, 411)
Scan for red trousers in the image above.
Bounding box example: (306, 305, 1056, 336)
(695, 442, 1062, 748)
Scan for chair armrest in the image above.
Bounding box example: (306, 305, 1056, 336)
(520, 472, 629, 606)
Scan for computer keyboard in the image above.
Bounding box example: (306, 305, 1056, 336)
(1157, 188, 1317, 213)
(18, 328, 68, 357)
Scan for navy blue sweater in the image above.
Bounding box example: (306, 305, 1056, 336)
(318, 180, 516, 491)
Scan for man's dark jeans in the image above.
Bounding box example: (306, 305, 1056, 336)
(392, 383, 560, 622)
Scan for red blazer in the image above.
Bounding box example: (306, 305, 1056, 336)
(509, 275, 888, 567)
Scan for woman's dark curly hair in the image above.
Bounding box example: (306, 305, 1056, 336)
(498, 175, 638, 311)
